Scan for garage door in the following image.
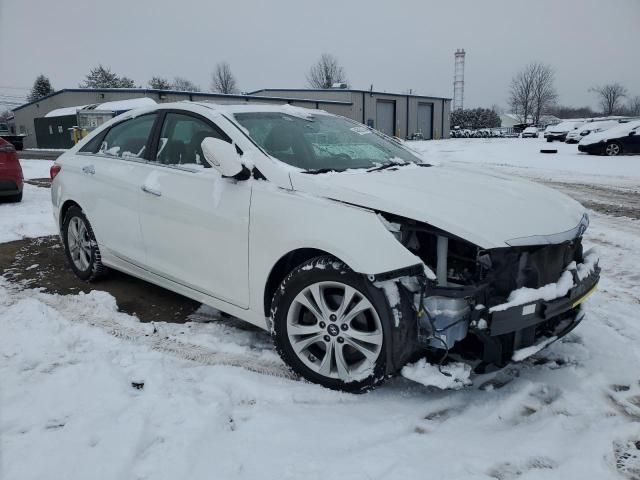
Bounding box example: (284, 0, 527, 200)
(376, 100, 395, 137)
(417, 103, 433, 140)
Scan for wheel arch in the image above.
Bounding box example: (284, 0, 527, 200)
(59, 199, 82, 231)
(263, 248, 345, 318)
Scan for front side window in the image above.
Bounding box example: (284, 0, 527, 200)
(233, 112, 424, 171)
(98, 114, 157, 159)
(155, 113, 228, 166)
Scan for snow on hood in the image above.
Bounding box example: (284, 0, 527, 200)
(548, 121, 584, 134)
(579, 120, 640, 146)
(290, 164, 585, 249)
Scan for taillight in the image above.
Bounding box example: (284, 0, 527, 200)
(50, 164, 62, 180)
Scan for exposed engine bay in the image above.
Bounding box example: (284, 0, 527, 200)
(376, 212, 599, 369)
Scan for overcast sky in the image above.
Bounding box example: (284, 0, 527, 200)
(1, 0, 638, 112)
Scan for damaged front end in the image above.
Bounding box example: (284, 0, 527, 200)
(374, 213, 600, 370)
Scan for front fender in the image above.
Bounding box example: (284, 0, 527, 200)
(248, 183, 422, 322)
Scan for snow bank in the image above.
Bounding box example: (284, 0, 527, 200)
(0, 183, 57, 243)
(401, 359, 471, 389)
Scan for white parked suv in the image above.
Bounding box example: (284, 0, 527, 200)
(50, 102, 600, 391)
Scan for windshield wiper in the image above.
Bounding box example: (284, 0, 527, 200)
(366, 162, 405, 172)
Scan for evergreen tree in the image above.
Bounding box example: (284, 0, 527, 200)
(27, 74, 54, 102)
(148, 76, 172, 90)
(80, 65, 135, 88)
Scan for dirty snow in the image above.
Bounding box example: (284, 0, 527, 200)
(401, 359, 472, 390)
(2, 140, 640, 479)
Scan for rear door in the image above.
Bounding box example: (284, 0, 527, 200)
(75, 113, 158, 265)
(137, 111, 251, 308)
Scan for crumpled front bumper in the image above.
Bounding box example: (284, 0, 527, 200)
(473, 263, 600, 366)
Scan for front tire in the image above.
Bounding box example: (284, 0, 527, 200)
(271, 256, 390, 392)
(605, 141, 622, 156)
(62, 205, 107, 282)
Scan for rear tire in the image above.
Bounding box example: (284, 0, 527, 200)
(605, 141, 622, 156)
(62, 205, 107, 282)
(9, 192, 22, 202)
(271, 256, 390, 392)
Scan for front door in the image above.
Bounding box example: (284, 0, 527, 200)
(137, 111, 251, 308)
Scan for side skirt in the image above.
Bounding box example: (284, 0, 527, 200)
(100, 249, 269, 330)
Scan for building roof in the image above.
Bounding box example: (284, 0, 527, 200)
(44, 105, 89, 118)
(249, 88, 452, 101)
(12, 88, 353, 113)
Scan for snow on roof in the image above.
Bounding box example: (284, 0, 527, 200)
(44, 105, 88, 118)
(93, 97, 156, 112)
(192, 101, 329, 116)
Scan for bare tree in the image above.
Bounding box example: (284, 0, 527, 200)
(531, 63, 557, 125)
(625, 95, 640, 117)
(590, 83, 628, 116)
(172, 77, 200, 92)
(508, 64, 536, 124)
(211, 62, 238, 94)
(306, 54, 348, 89)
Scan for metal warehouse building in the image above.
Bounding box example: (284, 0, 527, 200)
(12, 87, 450, 149)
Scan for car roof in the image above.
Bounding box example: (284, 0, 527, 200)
(151, 101, 331, 117)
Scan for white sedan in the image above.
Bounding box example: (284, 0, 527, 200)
(50, 102, 600, 391)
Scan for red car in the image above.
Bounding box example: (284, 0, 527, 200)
(0, 137, 23, 202)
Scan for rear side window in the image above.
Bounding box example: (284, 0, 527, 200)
(97, 114, 157, 159)
(79, 130, 107, 153)
(155, 113, 229, 167)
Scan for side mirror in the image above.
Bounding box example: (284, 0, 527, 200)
(201, 137, 243, 177)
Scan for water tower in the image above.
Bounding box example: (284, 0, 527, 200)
(453, 49, 466, 111)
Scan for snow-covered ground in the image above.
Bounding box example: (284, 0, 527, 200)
(0, 160, 56, 243)
(2, 147, 640, 480)
(410, 136, 640, 187)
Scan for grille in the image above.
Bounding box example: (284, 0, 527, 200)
(485, 238, 583, 304)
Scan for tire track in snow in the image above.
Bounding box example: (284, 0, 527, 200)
(1, 280, 297, 380)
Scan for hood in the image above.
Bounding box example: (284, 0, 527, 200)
(549, 121, 584, 134)
(289, 164, 586, 249)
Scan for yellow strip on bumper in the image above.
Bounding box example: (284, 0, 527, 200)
(572, 284, 598, 308)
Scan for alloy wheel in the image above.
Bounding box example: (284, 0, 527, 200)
(286, 281, 383, 382)
(67, 217, 92, 271)
(605, 143, 621, 156)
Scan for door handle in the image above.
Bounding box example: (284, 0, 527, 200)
(82, 165, 95, 175)
(141, 185, 162, 197)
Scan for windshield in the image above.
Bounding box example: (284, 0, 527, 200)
(233, 112, 424, 171)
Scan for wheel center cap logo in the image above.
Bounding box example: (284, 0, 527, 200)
(327, 324, 339, 336)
